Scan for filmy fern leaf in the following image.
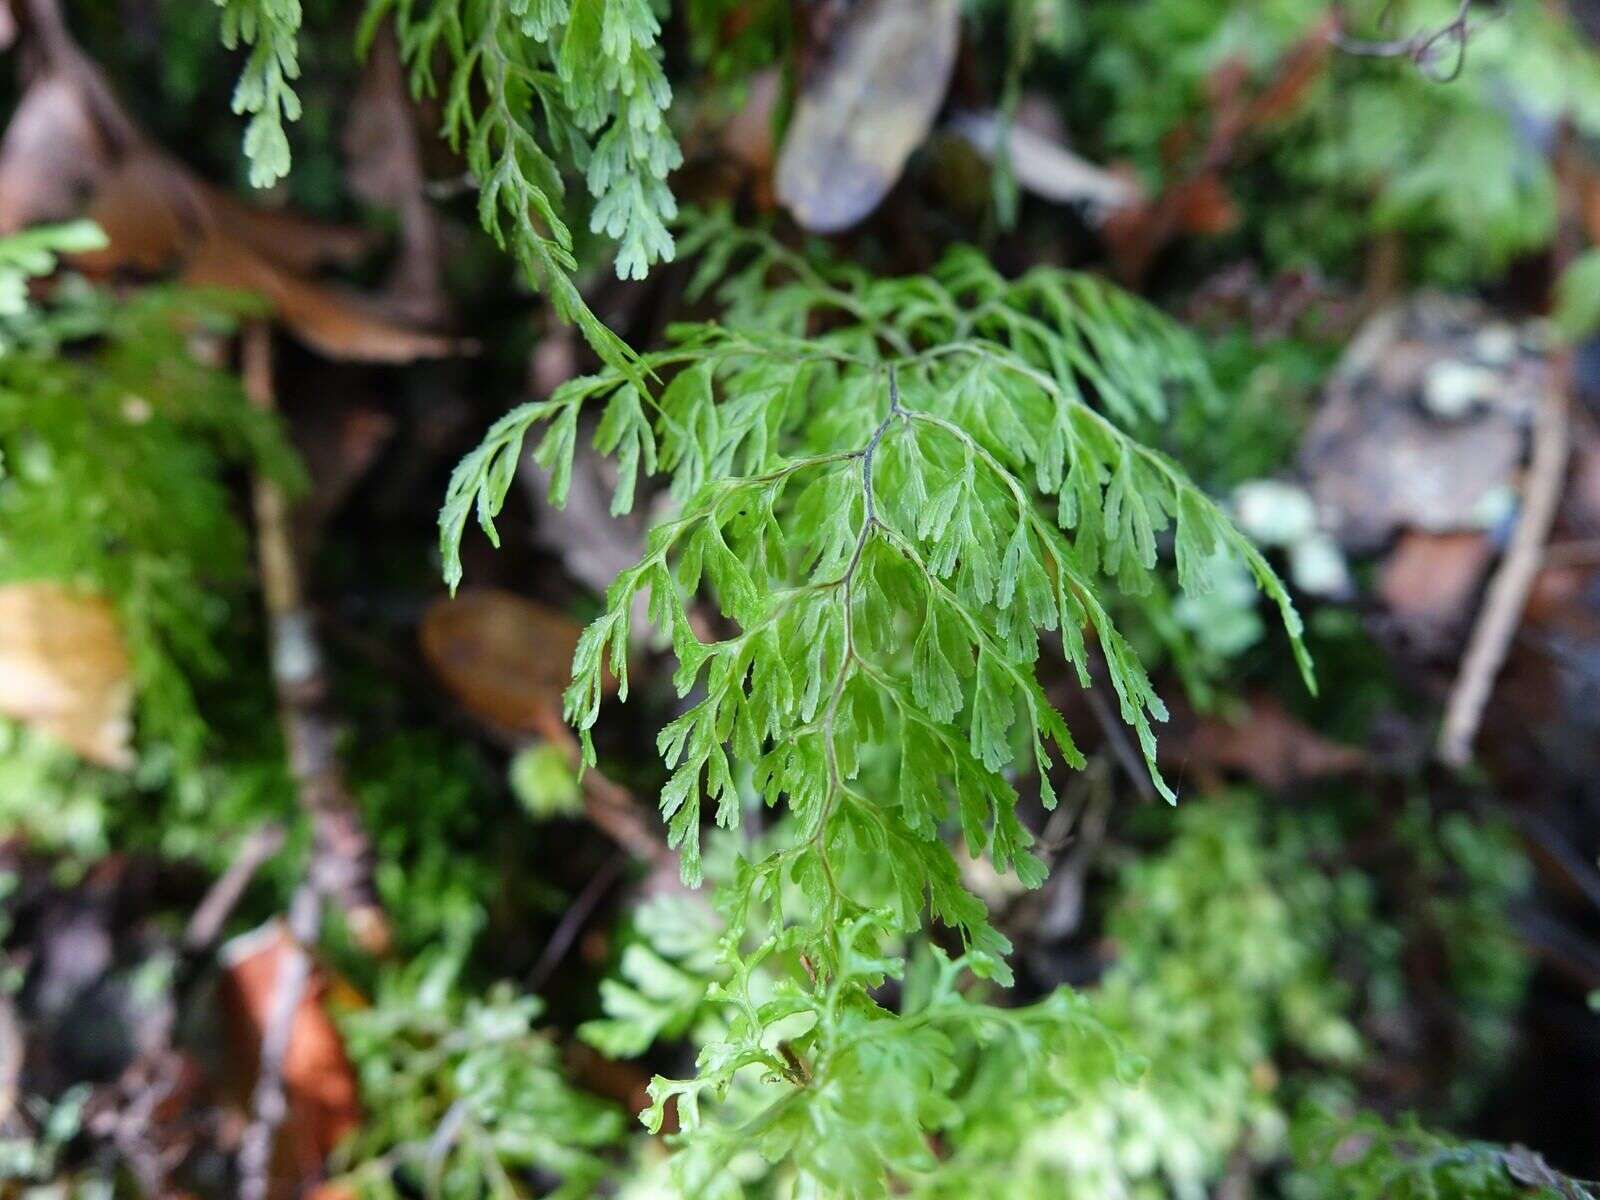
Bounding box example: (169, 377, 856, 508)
(447, 217, 1312, 900)
(215, 0, 305, 188)
(443, 216, 1312, 1195)
(359, 0, 681, 377)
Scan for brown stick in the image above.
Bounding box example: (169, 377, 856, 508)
(1437, 380, 1571, 768)
(184, 823, 287, 953)
(529, 709, 674, 869)
(244, 323, 391, 954)
(1083, 683, 1156, 804)
(0, 993, 21, 1133)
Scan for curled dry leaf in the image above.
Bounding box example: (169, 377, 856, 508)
(342, 26, 448, 325)
(219, 923, 363, 1198)
(420, 588, 615, 739)
(0, 581, 133, 769)
(775, 0, 961, 233)
(0, 71, 113, 232)
(74, 155, 459, 364)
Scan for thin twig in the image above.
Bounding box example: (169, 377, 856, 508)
(184, 824, 286, 953)
(1037, 761, 1115, 941)
(1083, 683, 1156, 803)
(243, 323, 391, 954)
(236, 881, 322, 1200)
(1438, 382, 1571, 767)
(0, 993, 21, 1133)
(1331, 0, 1489, 82)
(528, 854, 625, 991)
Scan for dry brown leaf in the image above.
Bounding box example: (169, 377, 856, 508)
(1171, 172, 1241, 235)
(420, 588, 613, 739)
(775, 0, 961, 233)
(183, 232, 461, 363)
(1378, 530, 1494, 627)
(219, 923, 362, 1198)
(722, 67, 782, 177)
(0, 25, 459, 364)
(342, 27, 448, 324)
(1179, 694, 1366, 791)
(1300, 298, 1548, 553)
(68, 153, 461, 363)
(201, 182, 375, 276)
(0, 582, 133, 768)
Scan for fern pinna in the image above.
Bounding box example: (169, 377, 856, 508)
(443, 212, 1310, 1195)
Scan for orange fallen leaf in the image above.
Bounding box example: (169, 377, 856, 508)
(0, 581, 133, 768)
(219, 922, 363, 1199)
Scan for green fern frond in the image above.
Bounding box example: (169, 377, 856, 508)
(336, 953, 627, 1199)
(215, 0, 305, 188)
(0, 222, 108, 325)
(446, 216, 1311, 893)
(444, 222, 1313, 1197)
(361, 0, 681, 376)
(643, 907, 1125, 1199)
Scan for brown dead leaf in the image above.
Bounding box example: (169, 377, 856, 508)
(184, 230, 461, 363)
(69, 153, 461, 363)
(722, 67, 783, 178)
(1171, 172, 1240, 236)
(1103, 20, 1332, 283)
(1378, 531, 1494, 627)
(1300, 297, 1548, 553)
(0, 582, 133, 768)
(219, 923, 362, 1198)
(420, 588, 614, 739)
(0, 9, 459, 364)
(1178, 694, 1366, 791)
(775, 0, 961, 233)
(342, 26, 448, 324)
(202, 183, 376, 276)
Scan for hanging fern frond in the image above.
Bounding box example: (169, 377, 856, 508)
(442, 213, 1312, 1196)
(354, 0, 681, 377)
(215, 0, 305, 188)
